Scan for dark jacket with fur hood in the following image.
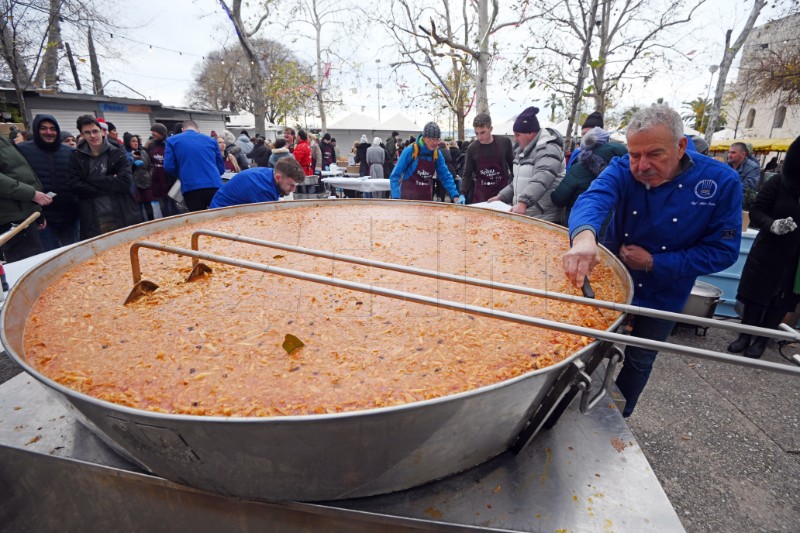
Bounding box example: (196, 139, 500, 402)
(737, 135, 800, 310)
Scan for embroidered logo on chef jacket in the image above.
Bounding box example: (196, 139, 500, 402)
(694, 179, 717, 200)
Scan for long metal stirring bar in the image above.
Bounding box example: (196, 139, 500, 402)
(189, 229, 800, 344)
(127, 241, 800, 376)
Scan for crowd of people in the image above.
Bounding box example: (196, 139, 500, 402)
(2, 105, 798, 417)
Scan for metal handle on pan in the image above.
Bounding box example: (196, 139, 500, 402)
(576, 345, 624, 414)
(124, 239, 800, 377)
(187, 229, 800, 344)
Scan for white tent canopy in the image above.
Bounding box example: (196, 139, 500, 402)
(326, 112, 420, 151)
(711, 128, 736, 140)
(328, 112, 380, 131)
(378, 113, 419, 132)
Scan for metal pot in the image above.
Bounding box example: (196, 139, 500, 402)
(1, 200, 632, 501)
(681, 280, 723, 319)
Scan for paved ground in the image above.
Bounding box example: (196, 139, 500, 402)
(2, 320, 799, 532)
(625, 323, 800, 533)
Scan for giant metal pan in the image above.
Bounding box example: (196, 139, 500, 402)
(0, 200, 633, 501)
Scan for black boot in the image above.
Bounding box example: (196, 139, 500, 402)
(745, 337, 768, 358)
(727, 334, 752, 353)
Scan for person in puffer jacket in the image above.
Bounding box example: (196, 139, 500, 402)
(488, 106, 565, 223)
(17, 114, 80, 250)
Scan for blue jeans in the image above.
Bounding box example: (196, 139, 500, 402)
(39, 219, 80, 251)
(615, 315, 675, 417)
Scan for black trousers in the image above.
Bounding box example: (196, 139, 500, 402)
(0, 222, 44, 263)
(184, 188, 219, 212)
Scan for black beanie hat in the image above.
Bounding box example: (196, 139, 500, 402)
(781, 135, 800, 183)
(513, 107, 541, 134)
(151, 123, 168, 138)
(582, 111, 604, 129)
(323, 132, 331, 141)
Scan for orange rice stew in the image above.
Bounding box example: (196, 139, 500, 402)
(24, 204, 626, 417)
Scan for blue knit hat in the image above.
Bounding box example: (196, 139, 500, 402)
(513, 106, 541, 134)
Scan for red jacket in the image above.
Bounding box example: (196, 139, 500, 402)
(294, 140, 312, 175)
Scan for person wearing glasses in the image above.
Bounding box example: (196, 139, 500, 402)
(67, 115, 143, 239)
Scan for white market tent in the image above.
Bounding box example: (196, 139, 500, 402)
(326, 112, 420, 150)
(712, 128, 736, 140)
(683, 125, 701, 136)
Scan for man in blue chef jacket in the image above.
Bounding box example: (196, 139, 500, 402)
(562, 105, 742, 417)
(210, 157, 306, 209)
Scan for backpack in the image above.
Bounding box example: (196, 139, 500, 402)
(411, 142, 438, 162)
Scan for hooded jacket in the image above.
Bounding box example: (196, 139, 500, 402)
(0, 135, 42, 226)
(235, 133, 254, 156)
(17, 114, 79, 226)
(294, 139, 313, 175)
(497, 127, 565, 222)
(737, 135, 800, 309)
(68, 138, 142, 239)
(267, 146, 292, 168)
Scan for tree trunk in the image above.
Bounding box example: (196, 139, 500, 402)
(314, 6, 327, 132)
(591, 0, 610, 114)
(565, 0, 599, 150)
(64, 42, 81, 90)
(220, 0, 269, 134)
(475, 0, 490, 114)
(88, 28, 103, 95)
(36, 0, 62, 89)
(705, 0, 766, 143)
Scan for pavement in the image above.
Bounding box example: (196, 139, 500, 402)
(625, 323, 800, 533)
(1, 319, 799, 532)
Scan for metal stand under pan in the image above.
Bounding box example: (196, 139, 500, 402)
(0, 370, 684, 532)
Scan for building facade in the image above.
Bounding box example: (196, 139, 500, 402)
(724, 13, 800, 140)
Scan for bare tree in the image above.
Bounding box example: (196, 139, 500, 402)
(287, 0, 356, 133)
(219, 0, 274, 134)
(33, 0, 62, 89)
(704, 0, 767, 143)
(525, 0, 706, 118)
(743, 40, 800, 106)
(188, 41, 315, 125)
(0, 0, 56, 126)
(377, 0, 538, 138)
(725, 73, 759, 137)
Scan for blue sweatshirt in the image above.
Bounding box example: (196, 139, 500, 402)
(389, 136, 459, 199)
(164, 130, 225, 193)
(569, 152, 742, 312)
(209, 167, 280, 208)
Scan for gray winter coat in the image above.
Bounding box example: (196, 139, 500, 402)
(366, 145, 385, 180)
(497, 127, 565, 222)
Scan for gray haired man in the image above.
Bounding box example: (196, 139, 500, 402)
(563, 105, 743, 417)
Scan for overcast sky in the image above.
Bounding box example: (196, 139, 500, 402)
(88, 0, 784, 129)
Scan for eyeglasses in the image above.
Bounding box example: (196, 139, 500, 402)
(81, 129, 103, 137)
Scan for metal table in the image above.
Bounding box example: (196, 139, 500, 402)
(0, 372, 684, 532)
(322, 177, 391, 193)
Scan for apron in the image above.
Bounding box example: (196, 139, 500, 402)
(473, 142, 509, 203)
(401, 156, 437, 201)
